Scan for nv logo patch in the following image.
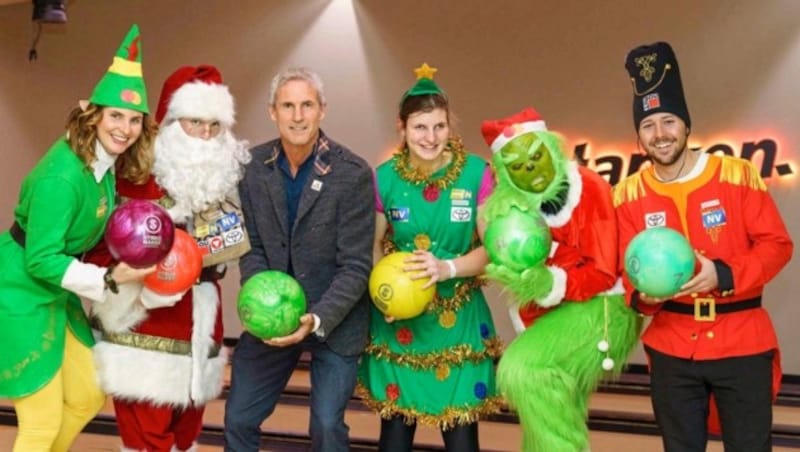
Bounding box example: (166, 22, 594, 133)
(388, 207, 410, 222)
(702, 208, 727, 228)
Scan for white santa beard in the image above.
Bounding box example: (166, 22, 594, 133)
(153, 121, 250, 222)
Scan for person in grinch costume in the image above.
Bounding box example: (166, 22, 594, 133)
(357, 64, 502, 452)
(0, 24, 156, 452)
(480, 107, 641, 452)
(84, 64, 251, 452)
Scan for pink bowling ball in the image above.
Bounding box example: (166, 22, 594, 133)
(105, 199, 175, 268)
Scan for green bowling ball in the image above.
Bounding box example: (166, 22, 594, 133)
(237, 271, 307, 339)
(484, 206, 552, 271)
(624, 227, 696, 298)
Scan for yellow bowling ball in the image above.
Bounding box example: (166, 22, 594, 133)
(369, 252, 436, 320)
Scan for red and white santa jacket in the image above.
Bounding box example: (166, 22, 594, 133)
(85, 175, 227, 408)
(511, 162, 619, 331)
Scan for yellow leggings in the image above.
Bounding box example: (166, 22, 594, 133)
(11, 328, 106, 452)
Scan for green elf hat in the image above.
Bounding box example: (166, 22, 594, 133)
(400, 63, 447, 103)
(88, 24, 149, 114)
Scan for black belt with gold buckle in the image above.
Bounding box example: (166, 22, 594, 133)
(661, 296, 762, 322)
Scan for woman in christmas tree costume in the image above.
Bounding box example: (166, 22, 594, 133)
(0, 25, 156, 452)
(480, 107, 641, 452)
(357, 64, 502, 452)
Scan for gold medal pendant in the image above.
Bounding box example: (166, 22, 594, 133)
(413, 233, 431, 251)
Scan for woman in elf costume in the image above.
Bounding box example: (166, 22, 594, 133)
(357, 64, 502, 452)
(480, 107, 641, 452)
(0, 25, 156, 452)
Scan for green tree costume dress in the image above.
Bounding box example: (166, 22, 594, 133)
(0, 139, 115, 398)
(358, 142, 503, 428)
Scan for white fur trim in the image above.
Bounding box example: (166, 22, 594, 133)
(508, 306, 527, 335)
(93, 282, 226, 407)
(61, 259, 107, 303)
(191, 282, 224, 403)
(93, 341, 227, 407)
(600, 277, 625, 296)
(165, 82, 235, 127)
(172, 443, 198, 452)
(490, 120, 548, 153)
(94, 341, 226, 407)
(549, 240, 559, 258)
(91, 282, 147, 333)
(536, 266, 567, 308)
(542, 161, 582, 228)
(140, 286, 184, 309)
(166, 205, 192, 225)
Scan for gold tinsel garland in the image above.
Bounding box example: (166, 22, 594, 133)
(427, 277, 484, 314)
(379, 240, 485, 315)
(365, 337, 504, 370)
(393, 137, 467, 189)
(355, 383, 505, 429)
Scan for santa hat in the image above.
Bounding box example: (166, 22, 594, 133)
(155, 65, 235, 126)
(89, 24, 149, 114)
(624, 41, 691, 130)
(480, 107, 548, 153)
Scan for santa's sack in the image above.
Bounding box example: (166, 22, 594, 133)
(190, 198, 251, 267)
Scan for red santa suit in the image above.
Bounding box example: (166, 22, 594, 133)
(86, 65, 247, 452)
(510, 162, 619, 331)
(86, 176, 226, 452)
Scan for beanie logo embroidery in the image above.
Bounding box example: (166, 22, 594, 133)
(635, 53, 657, 82)
(121, 89, 142, 106)
(643, 93, 660, 111)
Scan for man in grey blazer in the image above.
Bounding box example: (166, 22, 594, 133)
(224, 67, 374, 452)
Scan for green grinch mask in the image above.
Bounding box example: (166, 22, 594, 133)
(499, 133, 556, 193)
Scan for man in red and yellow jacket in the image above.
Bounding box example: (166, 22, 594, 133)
(614, 42, 793, 452)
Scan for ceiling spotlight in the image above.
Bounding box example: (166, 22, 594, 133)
(32, 0, 67, 24)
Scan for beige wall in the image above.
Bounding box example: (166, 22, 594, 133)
(1, 0, 798, 371)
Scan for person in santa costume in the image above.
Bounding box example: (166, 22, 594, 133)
(480, 107, 641, 452)
(84, 65, 251, 452)
(616, 41, 793, 452)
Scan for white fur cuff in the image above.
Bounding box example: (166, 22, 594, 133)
(140, 287, 184, 309)
(536, 266, 567, 308)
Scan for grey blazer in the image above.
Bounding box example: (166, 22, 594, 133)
(237, 132, 374, 356)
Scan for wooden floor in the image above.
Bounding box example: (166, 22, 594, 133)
(2, 363, 799, 451)
(3, 398, 797, 451)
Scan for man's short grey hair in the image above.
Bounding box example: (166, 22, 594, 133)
(268, 67, 326, 107)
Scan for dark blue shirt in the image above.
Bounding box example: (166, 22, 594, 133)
(277, 150, 315, 274)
